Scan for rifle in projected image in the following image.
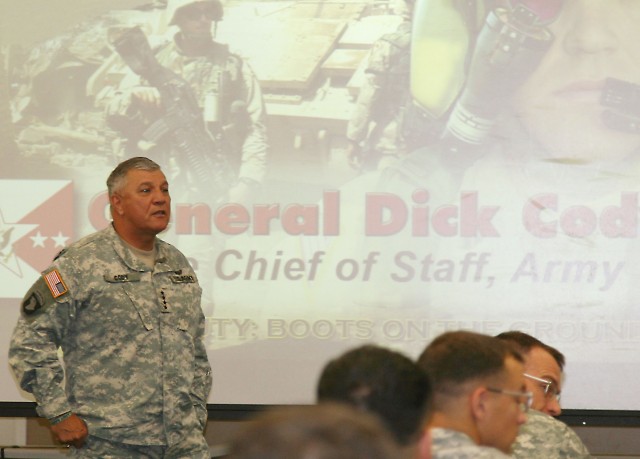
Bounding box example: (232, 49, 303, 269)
(109, 26, 235, 199)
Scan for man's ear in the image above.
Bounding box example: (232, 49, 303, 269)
(110, 193, 124, 216)
(470, 386, 490, 421)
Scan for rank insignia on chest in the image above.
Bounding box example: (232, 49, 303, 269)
(104, 272, 142, 283)
(171, 274, 195, 283)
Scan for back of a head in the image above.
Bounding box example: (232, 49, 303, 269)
(317, 344, 432, 446)
(226, 403, 400, 459)
(495, 330, 565, 370)
(417, 330, 522, 396)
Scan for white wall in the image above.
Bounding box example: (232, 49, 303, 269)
(0, 418, 26, 445)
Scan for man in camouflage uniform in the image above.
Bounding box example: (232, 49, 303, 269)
(514, 409, 591, 459)
(9, 157, 212, 458)
(417, 331, 529, 458)
(345, 0, 414, 171)
(104, 0, 268, 204)
(497, 331, 592, 458)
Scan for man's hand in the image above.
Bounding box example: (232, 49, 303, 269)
(131, 86, 162, 108)
(50, 413, 88, 448)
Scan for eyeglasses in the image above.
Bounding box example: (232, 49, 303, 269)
(524, 373, 561, 402)
(486, 387, 533, 413)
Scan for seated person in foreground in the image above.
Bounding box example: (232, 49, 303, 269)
(496, 330, 592, 458)
(225, 403, 401, 459)
(417, 330, 529, 458)
(317, 344, 432, 458)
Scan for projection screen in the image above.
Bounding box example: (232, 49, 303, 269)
(1, 0, 640, 412)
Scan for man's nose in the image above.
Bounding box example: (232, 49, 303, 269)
(545, 397, 562, 416)
(152, 190, 168, 202)
(562, 0, 618, 56)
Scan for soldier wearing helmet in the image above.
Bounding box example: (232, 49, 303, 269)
(345, 0, 419, 172)
(105, 0, 268, 204)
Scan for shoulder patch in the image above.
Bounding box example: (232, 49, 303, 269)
(21, 275, 65, 319)
(22, 290, 45, 316)
(43, 269, 68, 298)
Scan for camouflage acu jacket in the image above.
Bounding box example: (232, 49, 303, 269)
(512, 409, 592, 458)
(430, 428, 512, 459)
(9, 224, 212, 445)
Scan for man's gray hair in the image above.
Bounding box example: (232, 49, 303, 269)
(107, 157, 161, 196)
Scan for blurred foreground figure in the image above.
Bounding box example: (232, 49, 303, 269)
(226, 403, 401, 459)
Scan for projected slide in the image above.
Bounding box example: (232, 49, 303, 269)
(1, 0, 640, 410)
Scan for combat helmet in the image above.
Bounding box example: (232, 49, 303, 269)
(411, 0, 561, 120)
(165, 0, 224, 26)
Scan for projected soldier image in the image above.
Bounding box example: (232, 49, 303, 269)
(407, 0, 640, 171)
(511, 1, 640, 163)
(345, 0, 415, 172)
(307, 0, 640, 413)
(102, 0, 268, 205)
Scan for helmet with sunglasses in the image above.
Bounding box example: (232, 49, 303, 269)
(167, 0, 224, 26)
(409, 0, 562, 150)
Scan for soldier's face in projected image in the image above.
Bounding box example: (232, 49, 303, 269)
(511, 0, 640, 163)
(176, 3, 215, 40)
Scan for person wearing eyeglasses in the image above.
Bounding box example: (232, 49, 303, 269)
(496, 330, 592, 458)
(416, 330, 529, 458)
(496, 331, 564, 415)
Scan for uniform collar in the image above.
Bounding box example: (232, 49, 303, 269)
(106, 224, 178, 273)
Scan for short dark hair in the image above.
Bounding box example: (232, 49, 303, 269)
(317, 345, 431, 446)
(495, 330, 565, 370)
(227, 403, 399, 459)
(106, 156, 161, 196)
(417, 330, 523, 395)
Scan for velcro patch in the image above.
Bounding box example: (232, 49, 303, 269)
(21, 276, 61, 319)
(103, 272, 141, 283)
(44, 269, 68, 298)
(22, 291, 45, 316)
(171, 274, 195, 283)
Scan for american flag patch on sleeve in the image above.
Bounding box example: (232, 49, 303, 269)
(44, 269, 68, 298)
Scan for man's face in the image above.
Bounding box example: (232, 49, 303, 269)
(175, 2, 215, 40)
(511, 0, 640, 163)
(111, 169, 171, 237)
(478, 356, 528, 454)
(523, 347, 563, 416)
